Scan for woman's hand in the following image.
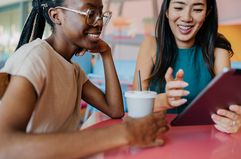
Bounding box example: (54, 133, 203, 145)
(124, 111, 168, 148)
(87, 39, 111, 55)
(164, 67, 189, 108)
(211, 105, 241, 133)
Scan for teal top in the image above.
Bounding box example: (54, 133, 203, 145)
(150, 45, 212, 113)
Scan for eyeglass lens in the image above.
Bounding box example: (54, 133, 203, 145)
(86, 10, 111, 26)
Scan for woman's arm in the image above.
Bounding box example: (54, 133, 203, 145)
(82, 39, 124, 118)
(0, 76, 168, 159)
(211, 48, 241, 133)
(133, 37, 168, 109)
(213, 47, 231, 74)
(133, 36, 156, 90)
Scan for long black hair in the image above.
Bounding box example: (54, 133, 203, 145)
(150, 0, 233, 91)
(15, 0, 65, 50)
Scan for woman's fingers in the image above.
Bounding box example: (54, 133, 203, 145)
(212, 113, 233, 127)
(169, 98, 187, 107)
(175, 69, 184, 81)
(157, 125, 169, 134)
(151, 111, 168, 127)
(142, 138, 165, 148)
(216, 108, 241, 126)
(165, 80, 189, 104)
(166, 89, 190, 97)
(212, 113, 240, 133)
(164, 68, 189, 107)
(124, 110, 169, 147)
(165, 68, 184, 82)
(229, 105, 241, 115)
(165, 67, 174, 82)
(217, 109, 238, 120)
(166, 81, 188, 90)
(214, 123, 239, 134)
(165, 86, 189, 107)
(213, 124, 231, 133)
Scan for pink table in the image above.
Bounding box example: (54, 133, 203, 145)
(82, 112, 241, 159)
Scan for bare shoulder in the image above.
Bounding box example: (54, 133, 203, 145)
(139, 36, 157, 63)
(134, 36, 157, 90)
(141, 36, 156, 47)
(214, 47, 230, 57)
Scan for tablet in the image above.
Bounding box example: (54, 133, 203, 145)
(171, 68, 241, 126)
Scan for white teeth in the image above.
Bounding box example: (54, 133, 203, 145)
(179, 25, 192, 30)
(88, 34, 100, 38)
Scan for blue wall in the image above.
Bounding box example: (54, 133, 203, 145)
(71, 53, 92, 74)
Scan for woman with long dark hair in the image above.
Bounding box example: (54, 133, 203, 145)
(0, 0, 168, 158)
(133, 0, 241, 133)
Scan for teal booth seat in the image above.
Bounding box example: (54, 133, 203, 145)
(91, 58, 136, 82)
(71, 53, 92, 74)
(89, 59, 136, 109)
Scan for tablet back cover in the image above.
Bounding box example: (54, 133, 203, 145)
(171, 69, 241, 126)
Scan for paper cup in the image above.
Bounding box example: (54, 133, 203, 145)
(125, 91, 157, 118)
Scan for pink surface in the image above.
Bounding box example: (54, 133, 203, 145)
(85, 113, 241, 159)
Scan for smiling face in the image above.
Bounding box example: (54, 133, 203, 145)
(166, 0, 207, 48)
(58, 0, 104, 52)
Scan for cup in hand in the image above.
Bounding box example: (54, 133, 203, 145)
(125, 91, 157, 118)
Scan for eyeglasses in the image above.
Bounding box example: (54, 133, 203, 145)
(55, 6, 112, 26)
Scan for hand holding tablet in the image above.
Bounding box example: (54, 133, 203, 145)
(171, 68, 241, 126)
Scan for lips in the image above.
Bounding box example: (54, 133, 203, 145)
(177, 25, 193, 34)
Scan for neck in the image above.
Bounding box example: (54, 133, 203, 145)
(46, 34, 77, 61)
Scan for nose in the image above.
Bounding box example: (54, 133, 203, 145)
(181, 9, 193, 22)
(92, 17, 103, 27)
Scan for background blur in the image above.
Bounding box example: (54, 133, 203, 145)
(0, 0, 241, 70)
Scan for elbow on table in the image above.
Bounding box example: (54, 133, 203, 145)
(108, 110, 125, 119)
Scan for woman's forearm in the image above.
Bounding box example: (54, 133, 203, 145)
(100, 49, 124, 117)
(0, 123, 129, 159)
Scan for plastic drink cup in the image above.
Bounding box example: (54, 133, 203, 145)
(125, 91, 157, 118)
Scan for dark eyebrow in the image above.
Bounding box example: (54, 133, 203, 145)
(193, 3, 205, 6)
(172, 1, 205, 6)
(172, 1, 185, 5)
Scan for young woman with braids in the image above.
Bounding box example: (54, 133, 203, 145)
(0, 0, 168, 158)
(133, 0, 241, 134)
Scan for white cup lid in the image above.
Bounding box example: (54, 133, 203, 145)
(125, 91, 157, 98)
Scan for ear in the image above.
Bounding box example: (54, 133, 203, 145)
(48, 8, 62, 25)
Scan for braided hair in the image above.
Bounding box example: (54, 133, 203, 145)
(15, 0, 64, 50)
